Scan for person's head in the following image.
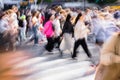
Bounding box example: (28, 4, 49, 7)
(12, 5, 18, 13)
(45, 12, 55, 22)
(85, 7, 91, 13)
(5, 9, 15, 20)
(55, 13, 60, 19)
(66, 14, 71, 22)
(32, 11, 39, 18)
(56, 5, 62, 13)
(65, 8, 71, 14)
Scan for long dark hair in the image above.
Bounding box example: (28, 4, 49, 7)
(43, 12, 52, 25)
(66, 14, 71, 22)
(74, 12, 82, 25)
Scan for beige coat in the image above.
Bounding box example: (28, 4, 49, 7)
(95, 32, 120, 80)
(74, 20, 89, 40)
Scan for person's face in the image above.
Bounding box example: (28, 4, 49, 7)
(13, 7, 18, 13)
(87, 9, 91, 13)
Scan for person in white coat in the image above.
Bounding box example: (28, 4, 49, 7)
(72, 12, 92, 59)
(53, 13, 62, 48)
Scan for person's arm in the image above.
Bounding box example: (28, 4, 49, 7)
(111, 55, 120, 63)
(71, 24, 74, 37)
(60, 22, 67, 37)
(44, 22, 49, 34)
(100, 53, 120, 66)
(100, 33, 120, 66)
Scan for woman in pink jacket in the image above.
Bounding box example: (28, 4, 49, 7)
(44, 13, 55, 52)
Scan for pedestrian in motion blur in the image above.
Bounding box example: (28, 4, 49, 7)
(44, 13, 55, 52)
(60, 14, 74, 55)
(72, 12, 92, 59)
(95, 31, 120, 80)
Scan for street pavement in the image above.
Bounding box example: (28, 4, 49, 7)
(0, 41, 100, 80)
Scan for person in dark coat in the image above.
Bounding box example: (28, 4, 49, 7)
(59, 14, 74, 55)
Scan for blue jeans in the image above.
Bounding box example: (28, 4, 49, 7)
(32, 26, 39, 44)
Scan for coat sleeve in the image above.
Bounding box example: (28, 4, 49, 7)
(100, 33, 120, 66)
(60, 22, 67, 36)
(44, 22, 49, 34)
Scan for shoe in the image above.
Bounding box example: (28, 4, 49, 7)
(72, 56, 77, 60)
(88, 54, 92, 58)
(34, 44, 39, 47)
(89, 58, 96, 65)
(72, 57, 77, 60)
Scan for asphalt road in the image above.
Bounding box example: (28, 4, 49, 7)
(0, 41, 100, 80)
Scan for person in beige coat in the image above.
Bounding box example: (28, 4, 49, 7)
(95, 32, 120, 80)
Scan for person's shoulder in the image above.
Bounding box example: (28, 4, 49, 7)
(44, 20, 52, 25)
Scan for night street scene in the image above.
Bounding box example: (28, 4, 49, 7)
(0, 0, 120, 80)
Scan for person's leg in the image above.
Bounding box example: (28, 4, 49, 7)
(34, 35, 39, 44)
(33, 27, 39, 44)
(50, 37, 55, 50)
(72, 39, 81, 58)
(81, 38, 92, 58)
(45, 37, 53, 52)
(23, 26, 27, 40)
(9, 32, 18, 51)
(54, 36, 61, 48)
(57, 36, 62, 48)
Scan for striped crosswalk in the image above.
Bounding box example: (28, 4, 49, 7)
(0, 43, 99, 80)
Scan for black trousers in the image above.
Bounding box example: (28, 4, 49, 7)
(54, 36, 61, 48)
(72, 38, 91, 58)
(45, 37, 54, 52)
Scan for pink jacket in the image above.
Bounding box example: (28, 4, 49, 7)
(44, 20, 54, 38)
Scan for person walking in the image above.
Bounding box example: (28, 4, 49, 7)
(95, 32, 120, 80)
(53, 13, 62, 48)
(44, 13, 55, 52)
(72, 13, 92, 59)
(59, 14, 74, 56)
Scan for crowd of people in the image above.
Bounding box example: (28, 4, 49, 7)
(0, 5, 120, 57)
(0, 4, 120, 80)
(0, 6, 120, 53)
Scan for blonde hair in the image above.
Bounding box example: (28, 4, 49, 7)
(5, 9, 14, 15)
(56, 6, 62, 12)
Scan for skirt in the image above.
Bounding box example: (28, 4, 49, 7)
(60, 33, 74, 52)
